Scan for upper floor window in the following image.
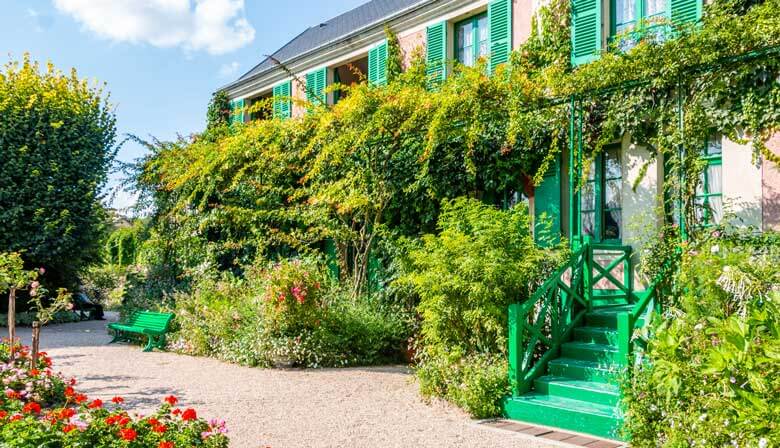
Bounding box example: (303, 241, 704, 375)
(611, 0, 667, 49)
(455, 13, 489, 67)
(695, 135, 723, 226)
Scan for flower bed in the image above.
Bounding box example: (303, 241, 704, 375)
(0, 342, 229, 447)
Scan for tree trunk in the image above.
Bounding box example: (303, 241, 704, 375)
(30, 321, 41, 369)
(8, 288, 16, 357)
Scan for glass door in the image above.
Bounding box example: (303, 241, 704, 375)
(580, 144, 623, 244)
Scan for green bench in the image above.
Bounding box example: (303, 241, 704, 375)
(107, 311, 174, 352)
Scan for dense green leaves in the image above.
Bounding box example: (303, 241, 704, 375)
(0, 56, 116, 286)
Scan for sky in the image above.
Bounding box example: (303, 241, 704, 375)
(0, 0, 367, 212)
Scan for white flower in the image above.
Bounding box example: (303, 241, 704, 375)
(759, 439, 768, 448)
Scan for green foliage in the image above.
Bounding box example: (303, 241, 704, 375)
(261, 258, 327, 335)
(206, 90, 231, 131)
(401, 198, 565, 417)
(0, 55, 116, 287)
(104, 221, 147, 267)
(623, 231, 780, 446)
(0, 253, 37, 293)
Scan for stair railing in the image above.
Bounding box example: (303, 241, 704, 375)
(507, 241, 590, 396)
(588, 243, 633, 298)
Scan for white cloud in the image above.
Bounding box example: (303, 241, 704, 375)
(218, 61, 240, 78)
(52, 0, 255, 55)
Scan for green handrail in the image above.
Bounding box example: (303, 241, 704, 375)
(508, 242, 590, 396)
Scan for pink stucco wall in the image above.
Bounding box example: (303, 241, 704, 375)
(512, 0, 534, 48)
(763, 132, 780, 231)
(399, 29, 426, 69)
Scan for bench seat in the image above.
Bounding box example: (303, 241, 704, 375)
(107, 311, 174, 352)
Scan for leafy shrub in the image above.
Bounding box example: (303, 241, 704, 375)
(168, 260, 411, 369)
(623, 230, 780, 447)
(0, 343, 229, 447)
(401, 198, 564, 417)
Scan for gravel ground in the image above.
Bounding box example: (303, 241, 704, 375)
(17, 315, 555, 448)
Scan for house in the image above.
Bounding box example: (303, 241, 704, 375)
(221, 0, 780, 440)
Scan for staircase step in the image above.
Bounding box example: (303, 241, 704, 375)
(573, 326, 619, 345)
(591, 289, 629, 307)
(502, 393, 623, 440)
(561, 341, 621, 364)
(534, 375, 621, 406)
(585, 305, 634, 328)
(548, 357, 622, 383)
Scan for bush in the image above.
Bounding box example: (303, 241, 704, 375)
(167, 259, 411, 369)
(401, 198, 564, 417)
(623, 230, 780, 447)
(0, 343, 229, 447)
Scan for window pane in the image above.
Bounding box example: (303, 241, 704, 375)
(604, 209, 622, 240)
(707, 134, 723, 155)
(709, 196, 724, 224)
(644, 0, 666, 17)
(605, 148, 621, 179)
(477, 16, 489, 57)
(616, 0, 636, 26)
(605, 179, 622, 209)
(581, 183, 596, 211)
(707, 164, 722, 194)
(581, 212, 596, 237)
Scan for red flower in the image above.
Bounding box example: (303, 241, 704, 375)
(111, 396, 124, 404)
(171, 408, 181, 416)
(68, 378, 77, 386)
(64, 386, 75, 397)
(23, 402, 41, 414)
(119, 428, 137, 441)
(164, 395, 178, 406)
(0, 410, 7, 419)
(59, 408, 76, 419)
(153, 424, 167, 434)
(88, 399, 103, 409)
(10, 414, 22, 422)
(5, 390, 21, 400)
(74, 394, 87, 404)
(181, 408, 197, 421)
(62, 424, 77, 433)
(118, 416, 131, 426)
(147, 418, 160, 426)
(158, 441, 174, 448)
(30, 368, 40, 376)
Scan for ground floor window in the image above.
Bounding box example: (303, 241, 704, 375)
(695, 135, 724, 225)
(581, 145, 623, 243)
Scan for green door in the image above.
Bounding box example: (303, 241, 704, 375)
(535, 156, 562, 247)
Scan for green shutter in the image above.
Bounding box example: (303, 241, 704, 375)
(306, 67, 327, 108)
(368, 40, 388, 86)
(534, 157, 562, 247)
(668, 0, 702, 25)
(273, 81, 292, 119)
(426, 21, 447, 85)
(229, 99, 244, 125)
(488, 0, 512, 73)
(571, 0, 602, 66)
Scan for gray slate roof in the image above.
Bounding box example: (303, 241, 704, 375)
(237, 0, 429, 82)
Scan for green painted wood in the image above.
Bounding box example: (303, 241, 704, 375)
(426, 21, 447, 86)
(573, 326, 619, 345)
(561, 341, 621, 364)
(273, 81, 292, 119)
(503, 393, 623, 440)
(107, 311, 174, 352)
(306, 67, 327, 108)
(229, 99, 245, 126)
(324, 239, 340, 281)
(534, 376, 621, 406)
(534, 156, 562, 247)
(571, 0, 602, 66)
(508, 303, 523, 396)
(669, 0, 702, 25)
(368, 40, 388, 86)
(547, 357, 620, 383)
(488, 0, 512, 73)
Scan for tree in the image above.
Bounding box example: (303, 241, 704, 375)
(0, 55, 116, 287)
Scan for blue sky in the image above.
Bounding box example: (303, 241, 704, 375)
(0, 0, 366, 211)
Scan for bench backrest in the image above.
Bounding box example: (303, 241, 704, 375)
(125, 311, 174, 331)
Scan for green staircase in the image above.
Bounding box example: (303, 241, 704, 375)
(503, 305, 632, 439)
(502, 242, 662, 441)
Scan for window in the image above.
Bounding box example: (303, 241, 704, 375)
(580, 145, 623, 243)
(695, 135, 723, 226)
(455, 13, 489, 67)
(611, 0, 667, 48)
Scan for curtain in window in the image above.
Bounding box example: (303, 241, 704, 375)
(708, 164, 723, 223)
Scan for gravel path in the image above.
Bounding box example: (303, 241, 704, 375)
(17, 316, 555, 448)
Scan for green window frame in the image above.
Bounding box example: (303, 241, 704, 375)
(580, 144, 623, 244)
(455, 13, 489, 67)
(695, 135, 723, 226)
